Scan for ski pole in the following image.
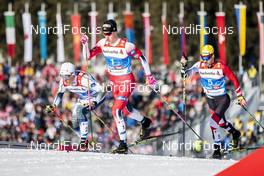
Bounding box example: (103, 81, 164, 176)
(91, 109, 136, 153)
(92, 110, 115, 134)
(53, 110, 81, 138)
(151, 87, 204, 141)
(182, 52, 187, 156)
(81, 36, 95, 142)
(241, 105, 264, 130)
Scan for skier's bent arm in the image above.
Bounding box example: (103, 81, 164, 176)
(185, 62, 200, 77)
(223, 64, 242, 97)
(88, 46, 102, 60)
(53, 80, 66, 107)
(87, 39, 105, 60)
(126, 43, 151, 76)
(53, 93, 64, 107)
(81, 74, 105, 104)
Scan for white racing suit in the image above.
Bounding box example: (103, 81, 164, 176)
(53, 71, 105, 141)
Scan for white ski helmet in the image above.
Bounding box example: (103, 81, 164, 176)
(59, 62, 75, 78)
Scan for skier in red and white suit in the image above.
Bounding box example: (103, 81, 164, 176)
(181, 44, 247, 159)
(81, 19, 156, 153)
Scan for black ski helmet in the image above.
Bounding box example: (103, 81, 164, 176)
(102, 19, 117, 35)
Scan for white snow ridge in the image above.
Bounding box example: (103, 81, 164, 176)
(0, 149, 235, 176)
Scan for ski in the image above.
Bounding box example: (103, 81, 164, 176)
(223, 145, 262, 155)
(110, 131, 179, 154)
(128, 131, 180, 148)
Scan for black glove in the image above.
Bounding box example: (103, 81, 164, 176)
(181, 65, 187, 78)
(86, 101, 97, 110)
(45, 104, 56, 114)
(180, 53, 188, 78)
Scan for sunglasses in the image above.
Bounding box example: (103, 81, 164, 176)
(60, 74, 73, 80)
(200, 54, 212, 61)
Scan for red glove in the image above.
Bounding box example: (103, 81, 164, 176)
(80, 35, 89, 45)
(146, 74, 157, 87)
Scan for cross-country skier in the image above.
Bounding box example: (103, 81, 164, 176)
(81, 19, 157, 154)
(180, 44, 247, 159)
(45, 62, 105, 152)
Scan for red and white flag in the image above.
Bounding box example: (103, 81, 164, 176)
(4, 10, 16, 59)
(216, 12, 226, 64)
(142, 3, 152, 64)
(22, 11, 32, 63)
(162, 2, 169, 65)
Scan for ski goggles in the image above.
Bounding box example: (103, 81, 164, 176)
(102, 24, 116, 36)
(200, 54, 213, 61)
(60, 74, 73, 80)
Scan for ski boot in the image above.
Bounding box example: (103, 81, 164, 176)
(139, 117, 152, 140)
(231, 130, 241, 149)
(112, 140, 128, 154)
(212, 144, 222, 159)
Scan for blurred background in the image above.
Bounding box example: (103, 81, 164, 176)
(0, 0, 263, 159)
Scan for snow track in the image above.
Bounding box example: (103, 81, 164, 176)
(0, 149, 236, 176)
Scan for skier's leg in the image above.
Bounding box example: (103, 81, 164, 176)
(123, 103, 143, 121)
(111, 98, 128, 153)
(72, 103, 90, 151)
(207, 97, 222, 158)
(122, 103, 152, 139)
(214, 95, 241, 147)
(209, 117, 222, 159)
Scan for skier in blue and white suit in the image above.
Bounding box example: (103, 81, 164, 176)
(45, 62, 105, 151)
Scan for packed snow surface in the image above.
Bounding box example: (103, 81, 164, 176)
(0, 149, 236, 176)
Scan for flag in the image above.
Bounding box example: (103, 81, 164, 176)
(216, 12, 227, 64)
(179, 13, 186, 56)
(124, 11, 135, 43)
(257, 12, 264, 65)
(142, 12, 152, 64)
(38, 10, 47, 63)
(22, 12, 32, 63)
(235, 4, 247, 56)
(71, 14, 81, 64)
(197, 11, 208, 52)
(162, 14, 169, 65)
(4, 11, 15, 59)
(88, 10, 97, 51)
(56, 12, 65, 63)
(87, 3, 98, 68)
(107, 2, 117, 20)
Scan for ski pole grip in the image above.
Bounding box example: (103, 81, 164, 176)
(181, 52, 188, 68)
